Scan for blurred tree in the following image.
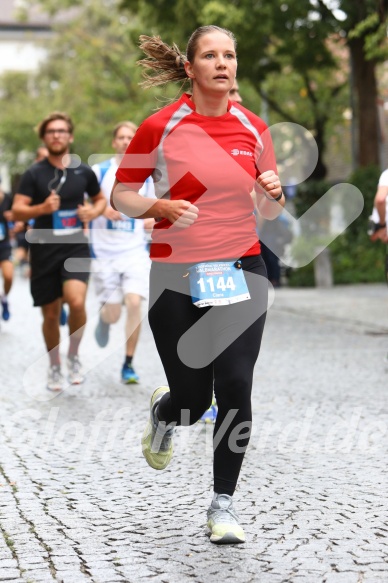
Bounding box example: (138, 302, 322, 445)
(7, 0, 387, 177)
(120, 0, 342, 179)
(121, 0, 388, 173)
(314, 0, 388, 168)
(0, 0, 168, 176)
(0, 71, 45, 176)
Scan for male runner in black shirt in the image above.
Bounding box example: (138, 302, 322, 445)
(12, 112, 106, 391)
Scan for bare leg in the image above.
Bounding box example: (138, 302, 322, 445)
(41, 298, 62, 365)
(1, 260, 13, 295)
(124, 293, 142, 357)
(100, 302, 121, 325)
(63, 279, 88, 356)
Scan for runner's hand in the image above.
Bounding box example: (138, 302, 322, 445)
(165, 200, 199, 229)
(104, 206, 122, 221)
(77, 202, 95, 223)
(144, 218, 155, 233)
(370, 227, 388, 243)
(3, 210, 14, 222)
(43, 191, 60, 214)
(11, 221, 25, 234)
(256, 170, 282, 200)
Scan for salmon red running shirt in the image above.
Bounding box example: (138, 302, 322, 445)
(115, 92, 278, 263)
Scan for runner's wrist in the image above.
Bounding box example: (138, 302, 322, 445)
(368, 220, 386, 235)
(153, 199, 169, 219)
(264, 190, 283, 202)
(272, 191, 283, 202)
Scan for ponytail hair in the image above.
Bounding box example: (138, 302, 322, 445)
(138, 35, 188, 88)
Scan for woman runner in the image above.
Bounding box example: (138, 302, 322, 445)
(111, 25, 285, 544)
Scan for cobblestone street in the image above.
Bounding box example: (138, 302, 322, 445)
(0, 274, 387, 583)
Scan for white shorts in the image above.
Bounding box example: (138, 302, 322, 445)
(93, 250, 150, 304)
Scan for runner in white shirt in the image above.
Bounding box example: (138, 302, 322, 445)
(91, 121, 154, 384)
(369, 168, 388, 363)
(370, 169, 388, 244)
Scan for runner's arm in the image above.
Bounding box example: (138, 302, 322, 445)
(11, 193, 60, 221)
(370, 184, 388, 242)
(254, 171, 285, 220)
(111, 179, 198, 228)
(374, 185, 388, 226)
(77, 191, 106, 222)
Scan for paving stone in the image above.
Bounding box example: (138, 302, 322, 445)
(0, 559, 18, 569)
(323, 574, 360, 583)
(55, 571, 91, 583)
(0, 567, 20, 581)
(19, 572, 56, 583)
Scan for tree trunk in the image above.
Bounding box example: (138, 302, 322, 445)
(310, 117, 328, 180)
(348, 36, 380, 167)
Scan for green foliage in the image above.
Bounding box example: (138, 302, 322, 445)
(288, 165, 386, 286)
(348, 12, 388, 60)
(2, 0, 387, 188)
(293, 179, 332, 218)
(345, 165, 381, 237)
(201, 2, 245, 28)
(0, 0, 174, 176)
(121, 0, 351, 180)
(330, 232, 386, 284)
(120, 0, 387, 176)
(0, 72, 50, 173)
(348, 12, 380, 40)
(287, 262, 315, 287)
(287, 238, 386, 286)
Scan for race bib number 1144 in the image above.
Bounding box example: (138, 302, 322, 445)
(188, 261, 251, 308)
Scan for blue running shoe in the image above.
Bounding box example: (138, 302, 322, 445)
(121, 363, 139, 384)
(199, 397, 218, 424)
(1, 300, 10, 321)
(95, 317, 110, 347)
(60, 305, 67, 326)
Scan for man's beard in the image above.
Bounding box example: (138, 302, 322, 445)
(47, 144, 68, 157)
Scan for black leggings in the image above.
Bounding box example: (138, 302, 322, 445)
(148, 255, 268, 496)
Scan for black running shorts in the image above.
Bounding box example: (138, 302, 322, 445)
(30, 241, 91, 306)
(0, 245, 12, 263)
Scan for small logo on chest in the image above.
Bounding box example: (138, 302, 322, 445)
(231, 149, 253, 157)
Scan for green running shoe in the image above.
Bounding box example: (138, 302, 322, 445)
(141, 386, 174, 470)
(207, 494, 246, 544)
